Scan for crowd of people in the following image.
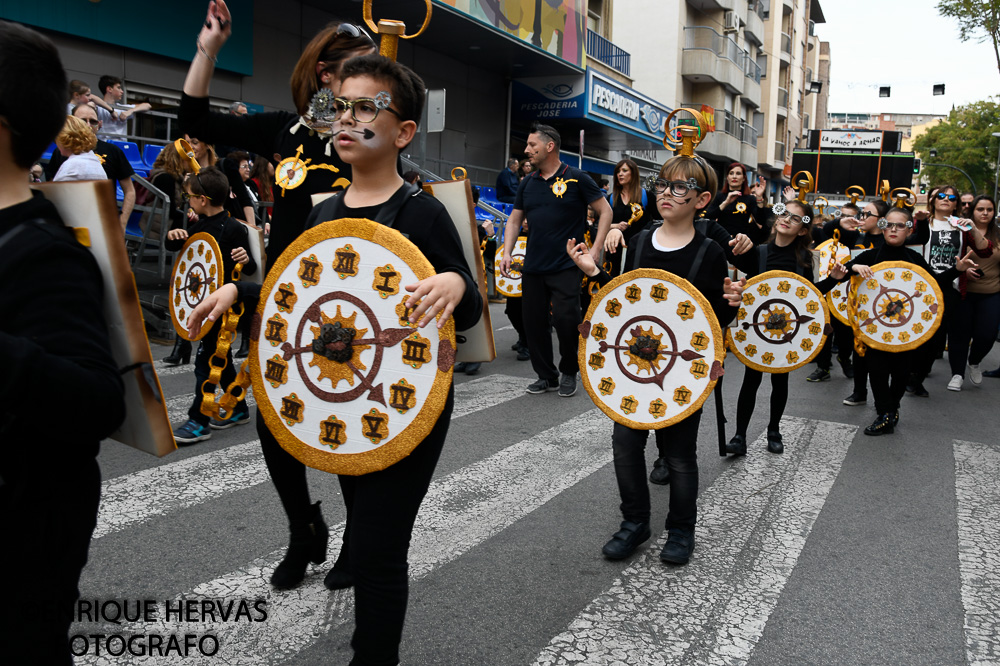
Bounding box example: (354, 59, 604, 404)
(2, 1, 998, 663)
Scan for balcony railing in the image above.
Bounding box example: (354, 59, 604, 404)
(775, 141, 786, 162)
(683, 26, 743, 66)
(780, 32, 792, 55)
(777, 87, 789, 109)
(741, 52, 762, 83)
(749, 0, 765, 19)
(587, 29, 631, 77)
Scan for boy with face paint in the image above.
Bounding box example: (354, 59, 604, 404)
(186, 54, 481, 666)
(840, 207, 977, 435)
(566, 154, 745, 566)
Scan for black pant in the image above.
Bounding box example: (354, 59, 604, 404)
(853, 346, 869, 396)
(867, 349, 914, 414)
(522, 267, 582, 380)
(949, 291, 1000, 377)
(815, 318, 855, 372)
(0, 459, 101, 665)
(504, 295, 526, 347)
(188, 326, 246, 425)
(735, 369, 788, 436)
(611, 409, 701, 529)
(258, 388, 455, 666)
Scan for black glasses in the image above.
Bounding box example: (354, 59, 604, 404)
(856, 211, 876, 220)
(333, 97, 402, 123)
(653, 178, 705, 197)
(936, 193, 958, 202)
(336, 23, 375, 44)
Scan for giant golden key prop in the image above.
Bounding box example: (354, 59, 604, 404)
(791, 171, 814, 203)
(662, 108, 709, 157)
(879, 179, 892, 203)
(363, 0, 432, 62)
(175, 138, 201, 174)
(890, 187, 916, 209)
(845, 185, 866, 206)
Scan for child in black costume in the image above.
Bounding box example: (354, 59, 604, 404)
(188, 54, 482, 666)
(165, 166, 256, 444)
(727, 200, 847, 456)
(841, 207, 975, 435)
(0, 21, 125, 664)
(566, 153, 743, 566)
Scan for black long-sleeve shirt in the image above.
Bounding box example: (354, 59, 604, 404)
(706, 191, 772, 245)
(591, 228, 736, 328)
(0, 193, 125, 475)
(165, 210, 256, 280)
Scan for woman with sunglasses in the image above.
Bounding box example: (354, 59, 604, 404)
(910, 185, 962, 396)
(949, 195, 1000, 386)
(727, 200, 846, 456)
(179, 0, 376, 591)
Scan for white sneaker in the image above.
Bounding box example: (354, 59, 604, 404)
(947, 374, 963, 392)
(969, 364, 983, 385)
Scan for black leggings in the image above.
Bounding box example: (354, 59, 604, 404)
(867, 349, 914, 414)
(815, 318, 855, 371)
(257, 388, 455, 666)
(949, 291, 1000, 377)
(611, 410, 701, 529)
(735, 368, 789, 436)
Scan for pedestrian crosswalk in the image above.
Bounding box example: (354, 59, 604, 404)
(74, 367, 1000, 665)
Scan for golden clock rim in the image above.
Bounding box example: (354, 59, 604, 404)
(169, 232, 224, 342)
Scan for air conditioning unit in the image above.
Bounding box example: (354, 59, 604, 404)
(723, 10, 739, 34)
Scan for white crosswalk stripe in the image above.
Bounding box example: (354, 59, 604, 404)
(77, 409, 612, 665)
(94, 374, 529, 541)
(533, 416, 858, 666)
(953, 439, 1000, 666)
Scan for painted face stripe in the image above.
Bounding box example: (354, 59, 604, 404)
(533, 416, 858, 666)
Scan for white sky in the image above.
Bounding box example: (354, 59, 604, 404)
(815, 0, 997, 116)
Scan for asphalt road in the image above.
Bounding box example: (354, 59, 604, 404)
(72, 302, 1000, 665)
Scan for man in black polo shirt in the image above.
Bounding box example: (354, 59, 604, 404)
(44, 103, 136, 231)
(500, 122, 612, 396)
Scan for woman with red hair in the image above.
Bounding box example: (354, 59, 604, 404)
(705, 162, 771, 245)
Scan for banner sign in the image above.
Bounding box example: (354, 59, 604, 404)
(819, 131, 885, 150)
(586, 70, 673, 143)
(511, 75, 587, 124)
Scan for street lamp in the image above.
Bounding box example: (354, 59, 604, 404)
(992, 132, 1000, 200)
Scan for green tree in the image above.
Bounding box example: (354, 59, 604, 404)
(913, 99, 1000, 195)
(937, 0, 1000, 76)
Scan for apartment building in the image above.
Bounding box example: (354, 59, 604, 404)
(828, 112, 947, 139)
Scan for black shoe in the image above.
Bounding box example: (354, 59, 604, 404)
(660, 527, 695, 565)
(163, 338, 192, 366)
(235, 336, 250, 359)
(806, 368, 831, 382)
(983, 368, 1000, 378)
(725, 434, 747, 456)
(517, 346, 531, 361)
(913, 384, 929, 398)
(766, 429, 784, 454)
(905, 384, 916, 394)
(837, 355, 854, 379)
(511, 342, 521, 351)
(454, 362, 469, 373)
(526, 377, 558, 394)
(271, 501, 328, 589)
(863, 412, 895, 436)
(463, 362, 482, 375)
(649, 457, 670, 485)
(891, 409, 900, 427)
(842, 391, 867, 406)
(323, 567, 355, 591)
(601, 520, 651, 560)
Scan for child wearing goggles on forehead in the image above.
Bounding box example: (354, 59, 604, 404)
(839, 207, 978, 435)
(566, 154, 744, 567)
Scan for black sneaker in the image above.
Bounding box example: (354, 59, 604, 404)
(806, 368, 831, 382)
(210, 410, 251, 430)
(864, 412, 895, 436)
(173, 419, 212, 445)
(725, 434, 747, 456)
(601, 520, 651, 560)
(842, 391, 867, 406)
(837, 355, 854, 379)
(558, 373, 577, 397)
(660, 527, 695, 565)
(526, 377, 558, 394)
(912, 384, 929, 398)
(649, 457, 670, 485)
(516, 346, 531, 361)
